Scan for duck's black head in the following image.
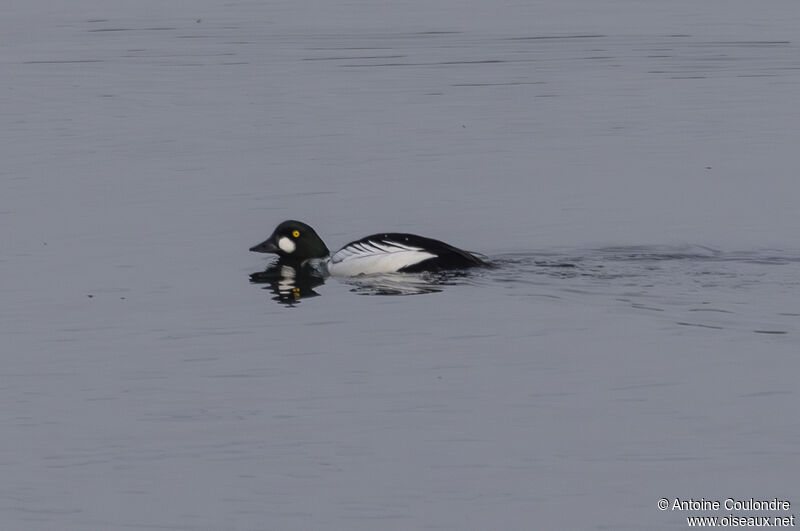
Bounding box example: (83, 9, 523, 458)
(249, 220, 330, 261)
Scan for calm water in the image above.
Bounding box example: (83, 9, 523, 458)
(2, 1, 799, 529)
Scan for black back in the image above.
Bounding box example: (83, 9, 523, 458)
(341, 233, 487, 272)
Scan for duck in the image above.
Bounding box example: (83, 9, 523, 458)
(249, 220, 487, 276)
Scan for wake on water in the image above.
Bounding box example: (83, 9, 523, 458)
(251, 245, 799, 337)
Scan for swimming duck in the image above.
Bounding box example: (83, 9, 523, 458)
(250, 220, 486, 276)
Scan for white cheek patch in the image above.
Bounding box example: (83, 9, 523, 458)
(278, 236, 296, 254)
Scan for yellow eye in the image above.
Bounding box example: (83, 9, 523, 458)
(292, 230, 300, 238)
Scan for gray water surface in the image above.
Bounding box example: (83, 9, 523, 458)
(2, 1, 799, 530)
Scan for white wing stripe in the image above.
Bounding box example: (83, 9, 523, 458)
(329, 238, 437, 276)
(332, 239, 426, 261)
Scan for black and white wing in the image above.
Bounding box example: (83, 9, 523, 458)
(328, 233, 485, 277)
(328, 235, 435, 276)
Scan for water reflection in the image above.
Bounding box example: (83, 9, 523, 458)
(343, 271, 471, 296)
(249, 261, 481, 305)
(249, 260, 325, 306)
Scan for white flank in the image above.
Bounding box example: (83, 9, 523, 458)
(277, 236, 296, 254)
(328, 240, 436, 276)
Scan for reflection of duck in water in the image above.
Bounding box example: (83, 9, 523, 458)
(249, 260, 325, 305)
(249, 220, 488, 303)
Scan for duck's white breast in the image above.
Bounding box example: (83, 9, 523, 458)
(328, 239, 436, 276)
